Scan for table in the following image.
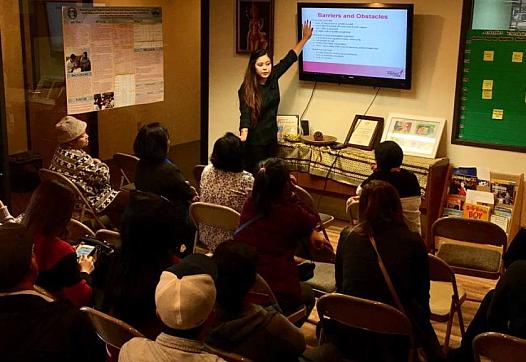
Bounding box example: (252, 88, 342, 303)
(278, 142, 449, 248)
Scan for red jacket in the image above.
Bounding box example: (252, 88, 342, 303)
(234, 194, 317, 310)
(34, 234, 92, 307)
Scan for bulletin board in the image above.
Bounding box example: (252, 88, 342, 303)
(454, 30, 526, 152)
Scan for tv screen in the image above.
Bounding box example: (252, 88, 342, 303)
(297, 3, 413, 89)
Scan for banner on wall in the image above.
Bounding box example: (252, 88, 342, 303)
(62, 6, 164, 115)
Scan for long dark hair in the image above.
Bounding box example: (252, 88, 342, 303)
(242, 49, 273, 126)
(133, 122, 169, 162)
(355, 180, 405, 236)
(23, 179, 75, 238)
(252, 158, 291, 215)
(212, 240, 257, 314)
(103, 191, 178, 325)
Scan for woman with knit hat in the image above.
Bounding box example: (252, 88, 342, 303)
(49, 116, 128, 227)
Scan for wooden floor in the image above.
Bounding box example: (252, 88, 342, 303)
(301, 219, 497, 350)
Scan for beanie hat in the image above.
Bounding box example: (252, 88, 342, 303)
(0, 224, 33, 291)
(155, 254, 217, 330)
(374, 141, 404, 171)
(55, 116, 87, 143)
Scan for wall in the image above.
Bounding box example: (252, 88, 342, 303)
(209, 0, 526, 225)
(95, 0, 201, 159)
(0, 0, 28, 155)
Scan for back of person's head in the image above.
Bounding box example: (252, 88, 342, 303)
(133, 122, 169, 162)
(358, 180, 404, 235)
(55, 116, 87, 144)
(210, 132, 244, 173)
(374, 141, 404, 171)
(120, 190, 178, 263)
(23, 179, 75, 238)
(252, 158, 291, 215)
(0, 224, 34, 291)
(212, 240, 257, 314)
(107, 191, 179, 322)
(155, 254, 217, 336)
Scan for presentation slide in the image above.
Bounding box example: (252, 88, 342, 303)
(301, 7, 408, 79)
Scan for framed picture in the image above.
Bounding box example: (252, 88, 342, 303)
(343, 115, 384, 150)
(383, 113, 446, 159)
(276, 114, 299, 142)
(236, 0, 274, 54)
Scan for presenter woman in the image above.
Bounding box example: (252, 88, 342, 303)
(239, 21, 313, 173)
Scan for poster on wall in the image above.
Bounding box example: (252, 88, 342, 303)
(62, 6, 164, 115)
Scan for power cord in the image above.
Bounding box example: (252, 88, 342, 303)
(317, 87, 382, 209)
(300, 81, 317, 123)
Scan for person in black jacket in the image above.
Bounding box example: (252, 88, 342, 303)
(206, 241, 306, 362)
(133, 122, 197, 255)
(327, 180, 443, 361)
(448, 260, 526, 362)
(238, 21, 313, 174)
(0, 223, 105, 362)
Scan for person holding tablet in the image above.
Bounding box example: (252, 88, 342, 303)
(238, 21, 313, 173)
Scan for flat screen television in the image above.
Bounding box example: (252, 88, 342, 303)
(297, 3, 413, 89)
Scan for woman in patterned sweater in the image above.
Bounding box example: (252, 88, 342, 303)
(199, 133, 254, 251)
(49, 116, 128, 226)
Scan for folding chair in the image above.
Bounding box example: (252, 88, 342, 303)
(193, 164, 206, 190)
(249, 273, 307, 325)
(95, 229, 121, 249)
(80, 306, 143, 361)
(189, 201, 240, 253)
(317, 293, 416, 362)
(39, 168, 107, 229)
(112, 153, 139, 191)
(345, 196, 360, 226)
(473, 332, 526, 362)
(294, 185, 334, 229)
(432, 217, 507, 281)
(67, 218, 95, 242)
(292, 185, 336, 297)
(428, 254, 466, 353)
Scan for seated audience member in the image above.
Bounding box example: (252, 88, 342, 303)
(133, 122, 197, 255)
(199, 133, 254, 251)
(23, 180, 94, 307)
(0, 224, 105, 361)
(103, 191, 180, 338)
(207, 241, 306, 362)
(119, 254, 225, 362)
(503, 227, 526, 268)
(234, 158, 332, 318)
(355, 140, 422, 233)
(449, 260, 526, 362)
(50, 116, 128, 226)
(332, 180, 443, 361)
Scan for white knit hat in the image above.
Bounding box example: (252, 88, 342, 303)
(55, 116, 87, 143)
(155, 254, 217, 330)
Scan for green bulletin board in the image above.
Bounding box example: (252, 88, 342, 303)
(457, 30, 526, 150)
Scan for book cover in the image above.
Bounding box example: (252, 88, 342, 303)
(491, 179, 516, 206)
(494, 206, 513, 217)
(446, 195, 464, 210)
(463, 203, 491, 221)
(450, 174, 478, 196)
(490, 214, 510, 233)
